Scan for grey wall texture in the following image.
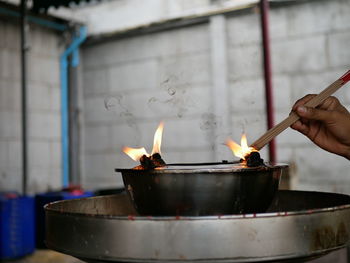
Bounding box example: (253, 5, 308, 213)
(81, 0, 350, 192)
(0, 19, 62, 194)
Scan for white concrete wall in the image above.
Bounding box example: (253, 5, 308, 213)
(270, 0, 350, 193)
(0, 19, 62, 194)
(81, 23, 213, 189)
(81, 0, 350, 192)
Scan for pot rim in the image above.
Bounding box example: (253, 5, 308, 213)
(115, 162, 288, 174)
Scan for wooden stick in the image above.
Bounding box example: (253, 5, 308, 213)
(250, 70, 350, 151)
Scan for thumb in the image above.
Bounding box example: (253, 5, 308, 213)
(296, 106, 333, 121)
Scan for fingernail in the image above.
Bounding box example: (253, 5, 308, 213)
(297, 106, 307, 113)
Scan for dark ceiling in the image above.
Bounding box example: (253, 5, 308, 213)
(32, 0, 102, 13)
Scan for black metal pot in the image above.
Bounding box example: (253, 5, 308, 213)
(115, 162, 288, 216)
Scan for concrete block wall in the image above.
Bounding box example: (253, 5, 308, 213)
(81, 0, 350, 192)
(81, 14, 266, 190)
(81, 24, 213, 189)
(226, 10, 266, 152)
(225, 0, 350, 193)
(0, 20, 62, 194)
(269, 0, 350, 193)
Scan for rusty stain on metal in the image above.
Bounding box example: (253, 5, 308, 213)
(311, 226, 336, 250)
(336, 222, 349, 245)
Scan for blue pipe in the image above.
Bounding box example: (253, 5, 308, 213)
(60, 26, 87, 187)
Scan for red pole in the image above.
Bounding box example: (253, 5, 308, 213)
(260, 0, 276, 163)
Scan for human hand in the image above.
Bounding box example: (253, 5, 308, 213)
(291, 95, 350, 160)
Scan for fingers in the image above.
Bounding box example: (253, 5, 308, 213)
(295, 106, 335, 122)
(292, 94, 316, 111)
(291, 120, 310, 135)
(293, 95, 345, 112)
(317, 96, 344, 111)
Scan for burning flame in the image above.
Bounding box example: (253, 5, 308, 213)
(151, 122, 164, 155)
(122, 147, 148, 161)
(226, 134, 256, 160)
(123, 122, 164, 161)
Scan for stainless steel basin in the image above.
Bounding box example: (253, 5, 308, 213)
(116, 162, 287, 215)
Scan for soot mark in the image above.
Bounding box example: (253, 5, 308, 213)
(167, 87, 176, 96)
(148, 78, 196, 118)
(104, 95, 127, 113)
(104, 95, 137, 128)
(200, 113, 217, 130)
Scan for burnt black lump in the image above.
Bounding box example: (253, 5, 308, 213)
(150, 153, 166, 166)
(140, 155, 154, 169)
(139, 153, 166, 169)
(245, 152, 265, 167)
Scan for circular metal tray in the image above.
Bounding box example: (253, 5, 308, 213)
(45, 190, 350, 263)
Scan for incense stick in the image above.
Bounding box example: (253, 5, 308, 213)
(250, 70, 350, 151)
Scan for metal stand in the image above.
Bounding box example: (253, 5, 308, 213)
(45, 190, 350, 263)
(69, 58, 81, 184)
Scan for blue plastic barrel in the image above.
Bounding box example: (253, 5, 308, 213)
(0, 193, 35, 260)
